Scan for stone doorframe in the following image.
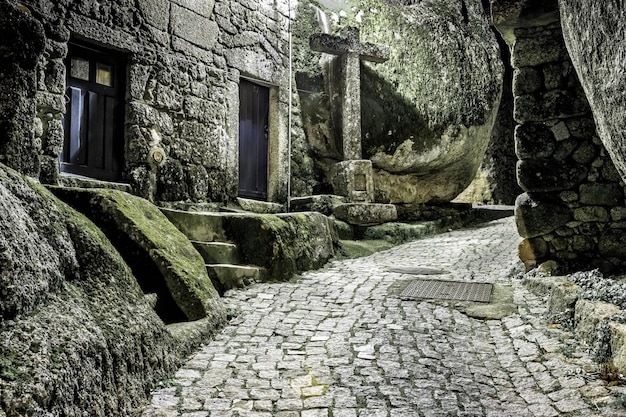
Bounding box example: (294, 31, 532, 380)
(235, 75, 289, 204)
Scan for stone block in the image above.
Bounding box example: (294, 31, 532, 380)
(171, 0, 215, 17)
(333, 203, 397, 226)
(332, 160, 375, 203)
(137, 0, 170, 31)
(573, 206, 610, 222)
(193, 241, 239, 264)
(512, 34, 569, 67)
(206, 264, 261, 290)
(579, 182, 624, 206)
(548, 279, 581, 314)
(514, 89, 590, 123)
(517, 159, 587, 193)
(551, 121, 571, 141)
(515, 193, 571, 238)
(610, 322, 626, 374)
(171, 4, 219, 50)
(289, 195, 347, 216)
(513, 67, 542, 95)
(518, 237, 548, 269)
(571, 141, 597, 165)
(237, 197, 284, 214)
(598, 229, 626, 257)
(515, 122, 555, 159)
(610, 206, 626, 221)
(161, 208, 227, 242)
(574, 299, 620, 345)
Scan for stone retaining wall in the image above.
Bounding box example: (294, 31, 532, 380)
(18, 0, 303, 203)
(493, 2, 626, 273)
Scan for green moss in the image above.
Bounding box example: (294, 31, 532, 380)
(51, 188, 224, 323)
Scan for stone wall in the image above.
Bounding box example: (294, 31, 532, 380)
(18, 0, 300, 203)
(0, 2, 45, 177)
(493, 1, 626, 273)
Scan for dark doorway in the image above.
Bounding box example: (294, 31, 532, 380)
(238, 79, 269, 200)
(62, 42, 126, 181)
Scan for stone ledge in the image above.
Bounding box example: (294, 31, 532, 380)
(526, 272, 626, 375)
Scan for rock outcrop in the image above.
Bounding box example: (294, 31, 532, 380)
(559, 0, 626, 185)
(0, 165, 178, 416)
(51, 188, 227, 324)
(297, 0, 503, 203)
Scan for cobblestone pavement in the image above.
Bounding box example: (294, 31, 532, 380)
(142, 217, 626, 417)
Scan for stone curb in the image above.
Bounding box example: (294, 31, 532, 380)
(525, 275, 626, 375)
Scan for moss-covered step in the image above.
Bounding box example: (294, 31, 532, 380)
(206, 264, 267, 293)
(193, 241, 240, 264)
(51, 187, 226, 324)
(161, 207, 227, 242)
(158, 209, 338, 281)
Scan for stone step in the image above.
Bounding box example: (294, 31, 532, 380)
(206, 264, 267, 291)
(193, 241, 239, 264)
(160, 207, 227, 242)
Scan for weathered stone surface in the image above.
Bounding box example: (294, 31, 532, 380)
(225, 212, 337, 281)
(0, 2, 45, 177)
(333, 202, 397, 226)
(52, 188, 226, 323)
(518, 237, 549, 270)
(573, 206, 610, 223)
(160, 209, 337, 281)
(560, 0, 626, 185)
(548, 279, 581, 314)
(517, 159, 587, 193)
(579, 183, 624, 207)
(0, 164, 178, 416)
(237, 197, 284, 214)
(598, 230, 626, 258)
(515, 123, 556, 159)
(609, 322, 626, 375)
(515, 193, 571, 238)
(290, 194, 347, 216)
(331, 159, 375, 203)
(574, 299, 620, 345)
(298, 0, 503, 203)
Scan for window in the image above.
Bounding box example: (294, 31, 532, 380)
(62, 42, 126, 181)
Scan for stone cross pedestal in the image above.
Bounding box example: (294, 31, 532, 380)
(310, 26, 389, 161)
(309, 27, 397, 225)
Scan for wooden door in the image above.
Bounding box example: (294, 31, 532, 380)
(238, 79, 270, 200)
(62, 43, 125, 181)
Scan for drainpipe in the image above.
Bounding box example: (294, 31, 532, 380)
(287, 0, 293, 213)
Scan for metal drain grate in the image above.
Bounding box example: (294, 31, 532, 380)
(400, 279, 493, 303)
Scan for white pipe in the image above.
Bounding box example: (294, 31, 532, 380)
(287, 0, 293, 213)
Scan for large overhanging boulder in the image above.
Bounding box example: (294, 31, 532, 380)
(297, 0, 503, 203)
(559, 0, 626, 185)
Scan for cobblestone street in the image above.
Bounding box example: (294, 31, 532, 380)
(143, 217, 625, 417)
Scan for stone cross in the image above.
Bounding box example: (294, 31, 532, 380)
(310, 27, 389, 161)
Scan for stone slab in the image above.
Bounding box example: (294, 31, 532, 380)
(333, 203, 397, 226)
(171, 4, 219, 50)
(574, 299, 621, 345)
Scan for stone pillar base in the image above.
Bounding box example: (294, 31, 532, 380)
(332, 160, 374, 203)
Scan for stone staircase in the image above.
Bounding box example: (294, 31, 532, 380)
(161, 208, 267, 294)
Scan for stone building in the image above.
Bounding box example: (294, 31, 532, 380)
(2, 0, 299, 205)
